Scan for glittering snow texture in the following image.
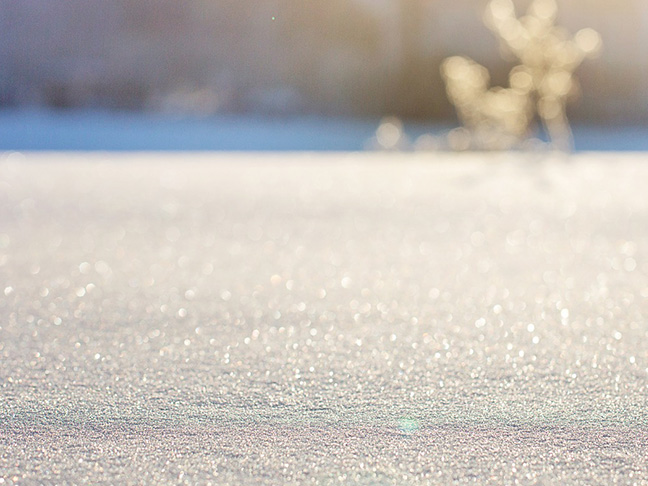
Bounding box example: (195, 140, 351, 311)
(1, 152, 647, 485)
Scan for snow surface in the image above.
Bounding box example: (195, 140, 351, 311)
(0, 109, 646, 151)
(1, 151, 648, 484)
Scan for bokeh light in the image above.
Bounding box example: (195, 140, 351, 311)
(442, 0, 602, 150)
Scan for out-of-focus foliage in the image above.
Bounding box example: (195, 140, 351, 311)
(441, 0, 601, 150)
(0, 0, 403, 116)
(0, 0, 642, 122)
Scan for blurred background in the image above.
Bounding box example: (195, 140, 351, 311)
(1, 0, 646, 150)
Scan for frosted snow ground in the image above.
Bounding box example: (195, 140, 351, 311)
(1, 152, 648, 485)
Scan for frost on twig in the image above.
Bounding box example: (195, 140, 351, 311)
(441, 0, 601, 151)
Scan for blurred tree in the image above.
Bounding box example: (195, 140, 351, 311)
(0, 0, 643, 121)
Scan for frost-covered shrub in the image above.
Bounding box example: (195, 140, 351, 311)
(441, 0, 601, 150)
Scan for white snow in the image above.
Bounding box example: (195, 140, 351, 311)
(1, 151, 648, 484)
